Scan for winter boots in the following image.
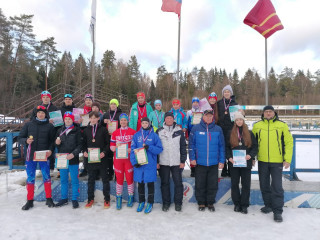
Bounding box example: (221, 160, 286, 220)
(55, 199, 68, 207)
(137, 202, 145, 212)
(127, 195, 134, 208)
(116, 195, 122, 210)
(72, 200, 79, 209)
(46, 198, 55, 208)
(144, 203, 153, 214)
(22, 200, 34, 210)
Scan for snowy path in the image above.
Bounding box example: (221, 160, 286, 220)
(1, 171, 320, 240)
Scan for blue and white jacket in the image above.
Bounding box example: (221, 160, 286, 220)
(189, 119, 225, 166)
(170, 107, 187, 130)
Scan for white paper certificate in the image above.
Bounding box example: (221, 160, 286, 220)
(33, 150, 48, 162)
(81, 114, 90, 127)
(116, 144, 128, 159)
(55, 153, 69, 169)
(232, 150, 247, 167)
(88, 148, 101, 163)
(107, 121, 118, 134)
(192, 112, 203, 125)
(135, 148, 148, 165)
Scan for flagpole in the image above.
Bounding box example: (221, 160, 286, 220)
(176, 16, 181, 99)
(265, 38, 268, 105)
(92, 27, 95, 98)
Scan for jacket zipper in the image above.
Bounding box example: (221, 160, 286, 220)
(268, 120, 270, 163)
(276, 130, 282, 155)
(207, 125, 209, 166)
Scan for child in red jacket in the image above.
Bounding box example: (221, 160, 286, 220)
(110, 113, 136, 210)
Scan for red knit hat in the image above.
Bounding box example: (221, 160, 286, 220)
(41, 91, 52, 100)
(172, 99, 181, 105)
(63, 111, 75, 122)
(137, 92, 145, 99)
(208, 92, 218, 102)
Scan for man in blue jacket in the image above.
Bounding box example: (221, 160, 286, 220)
(189, 109, 225, 212)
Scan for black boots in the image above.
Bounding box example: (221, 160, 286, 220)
(234, 205, 241, 212)
(260, 206, 272, 214)
(22, 200, 34, 210)
(46, 198, 55, 208)
(190, 167, 195, 177)
(274, 213, 283, 222)
(72, 200, 79, 209)
(55, 199, 68, 207)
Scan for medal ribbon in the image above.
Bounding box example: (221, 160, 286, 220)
(223, 98, 231, 111)
(141, 128, 152, 144)
(138, 105, 146, 118)
(237, 127, 242, 143)
(92, 124, 98, 139)
(109, 109, 117, 122)
(26, 143, 32, 161)
(59, 125, 74, 137)
(154, 110, 163, 126)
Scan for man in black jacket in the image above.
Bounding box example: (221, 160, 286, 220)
(60, 93, 76, 116)
(19, 106, 56, 210)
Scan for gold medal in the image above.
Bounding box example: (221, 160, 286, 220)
(92, 139, 96, 142)
(239, 142, 242, 146)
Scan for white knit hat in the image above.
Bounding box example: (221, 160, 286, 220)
(222, 85, 233, 96)
(234, 112, 245, 121)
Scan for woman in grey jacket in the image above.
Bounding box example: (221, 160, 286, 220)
(156, 112, 187, 212)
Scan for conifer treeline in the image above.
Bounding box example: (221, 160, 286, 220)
(1, 10, 319, 113)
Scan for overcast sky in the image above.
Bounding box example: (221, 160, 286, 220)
(2, 0, 320, 80)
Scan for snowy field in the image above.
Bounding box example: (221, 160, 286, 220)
(1, 131, 319, 240)
(1, 170, 320, 240)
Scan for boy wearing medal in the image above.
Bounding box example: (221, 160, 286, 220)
(110, 113, 136, 210)
(82, 111, 110, 209)
(55, 112, 82, 209)
(169, 99, 187, 133)
(130, 117, 163, 214)
(19, 106, 56, 210)
(30, 90, 58, 171)
(103, 98, 123, 180)
(226, 112, 257, 214)
(186, 97, 203, 177)
(217, 85, 238, 177)
(149, 99, 165, 132)
(129, 92, 153, 131)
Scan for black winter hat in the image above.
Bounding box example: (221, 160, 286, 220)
(263, 105, 275, 112)
(164, 112, 174, 119)
(36, 105, 48, 114)
(141, 117, 150, 123)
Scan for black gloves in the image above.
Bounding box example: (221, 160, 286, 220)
(144, 145, 149, 150)
(134, 164, 141, 168)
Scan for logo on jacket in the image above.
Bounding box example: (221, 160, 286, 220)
(199, 132, 205, 135)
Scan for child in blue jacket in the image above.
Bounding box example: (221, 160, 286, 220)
(170, 99, 187, 132)
(130, 117, 163, 214)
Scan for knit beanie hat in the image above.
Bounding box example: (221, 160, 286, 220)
(234, 112, 245, 121)
(154, 99, 162, 107)
(222, 85, 233, 96)
(263, 105, 275, 112)
(164, 112, 174, 119)
(63, 111, 75, 122)
(41, 91, 52, 100)
(36, 105, 48, 114)
(119, 113, 129, 121)
(208, 92, 218, 101)
(110, 99, 119, 107)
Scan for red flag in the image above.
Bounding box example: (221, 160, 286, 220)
(161, 0, 182, 18)
(244, 0, 283, 38)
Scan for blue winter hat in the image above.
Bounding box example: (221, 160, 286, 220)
(192, 97, 200, 103)
(154, 99, 162, 107)
(119, 113, 129, 121)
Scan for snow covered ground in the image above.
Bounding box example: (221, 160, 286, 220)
(1, 170, 320, 240)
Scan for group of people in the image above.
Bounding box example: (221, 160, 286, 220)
(18, 85, 294, 222)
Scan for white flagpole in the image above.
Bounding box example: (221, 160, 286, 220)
(176, 16, 181, 99)
(90, 0, 97, 98)
(265, 38, 268, 105)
